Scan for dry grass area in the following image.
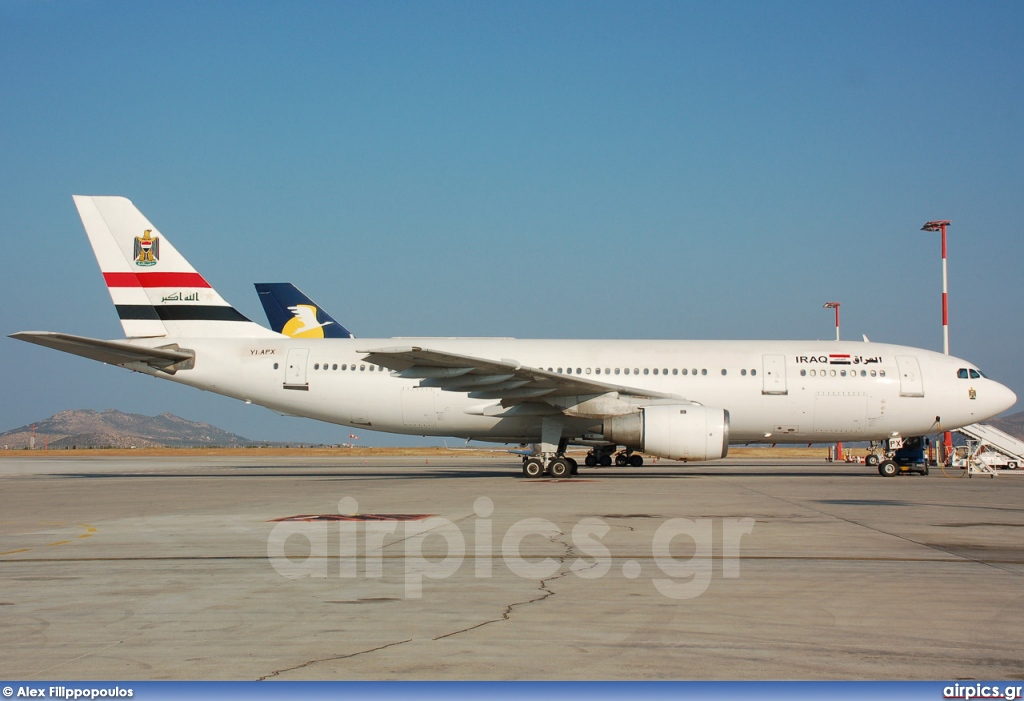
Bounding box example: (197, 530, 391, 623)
(0, 445, 841, 460)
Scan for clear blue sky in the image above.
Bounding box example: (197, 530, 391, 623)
(2, 1, 1022, 445)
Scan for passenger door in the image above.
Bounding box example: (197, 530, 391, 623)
(895, 355, 925, 397)
(283, 348, 309, 390)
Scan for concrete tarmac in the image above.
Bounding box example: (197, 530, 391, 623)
(1, 454, 1022, 680)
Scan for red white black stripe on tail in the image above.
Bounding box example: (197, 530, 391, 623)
(73, 196, 278, 339)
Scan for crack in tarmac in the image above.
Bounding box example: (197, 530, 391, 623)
(433, 531, 578, 641)
(257, 638, 414, 680)
(257, 518, 581, 676)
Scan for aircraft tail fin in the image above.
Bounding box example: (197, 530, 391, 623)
(73, 196, 278, 339)
(255, 283, 354, 338)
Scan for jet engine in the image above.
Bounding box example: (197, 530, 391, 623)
(602, 404, 730, 461)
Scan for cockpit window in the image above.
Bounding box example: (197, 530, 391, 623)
(957, 368, 969, 379)
(969, 369, 982, 379)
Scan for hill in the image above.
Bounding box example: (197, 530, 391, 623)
(3, 408, 1022, 452)
(988, 410, 1024, 440)
(0, 409, 257, 449)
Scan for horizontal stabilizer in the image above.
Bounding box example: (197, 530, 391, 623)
(10, 331, 194, 373)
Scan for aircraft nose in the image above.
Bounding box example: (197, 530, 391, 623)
(991, 381, 1018, 415)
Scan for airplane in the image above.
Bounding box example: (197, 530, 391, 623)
(255, 282, 353, 339)
(10, 196, 1017, 479)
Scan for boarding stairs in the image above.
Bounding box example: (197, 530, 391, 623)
(954, 423, 1024, 477)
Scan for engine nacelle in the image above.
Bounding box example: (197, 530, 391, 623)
(603, 404, 730, 461)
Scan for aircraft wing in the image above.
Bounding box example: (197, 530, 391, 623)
(10, 332, 194, 372)
(359, 346, 681, 402)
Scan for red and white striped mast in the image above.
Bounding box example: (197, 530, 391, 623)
(921, 220, 952, 355)
(922, 219, 953, 460)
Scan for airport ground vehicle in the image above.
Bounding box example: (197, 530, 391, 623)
(878, 436, 930, 477)
(951, 443, 1019, 471)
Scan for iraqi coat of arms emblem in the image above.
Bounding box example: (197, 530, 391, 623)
(134, 229, 160, 266)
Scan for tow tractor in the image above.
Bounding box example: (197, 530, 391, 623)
(876, 436, 931, 477)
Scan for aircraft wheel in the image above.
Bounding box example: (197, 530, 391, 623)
(549, 458, 571, 479)
(615, 453, 628, 467)
(599, 455, 612, 467)
(584, 454, 597, 468)
(628, 454, 644, 467)
(865, 454, 880, 466)
(878, 461, 898, 477)
(523, 458, 544, 478)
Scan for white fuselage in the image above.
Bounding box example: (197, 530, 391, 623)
(138, 336, 1015, 446)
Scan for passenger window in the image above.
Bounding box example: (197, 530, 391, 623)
(701, 369, 707, 376)
(615, 368, 620, 375)
(634, 368, 639, 375)
(586, 368, 592, 375)
(672, 369, 678, 375)
(799, 370, 804, 377)
(577, 368, 582, 375)
(273, 362, 279, 370)
(653, 368, 658, 375)
(879, 370, 886, 377)
(332, 364, 338, 370)
(644, 368, 650, 375)
(360, 364, 365, 371)
(624, 368, 630, 375)
(751, 369, 756, 376)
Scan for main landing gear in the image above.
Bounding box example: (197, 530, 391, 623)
(584, 447, 644, 468)
(522, 419, 580, 479)
(522, 455, 579, 479)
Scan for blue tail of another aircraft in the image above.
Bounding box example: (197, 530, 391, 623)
(255, 283, 354, 339)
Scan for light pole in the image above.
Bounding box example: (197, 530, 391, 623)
(921, 220, 951, 355)
(822, 301, 843, 460)
(922, 219, 953, 462)
(823, 302, 840, 341)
